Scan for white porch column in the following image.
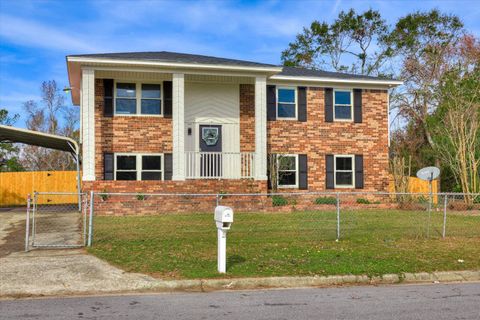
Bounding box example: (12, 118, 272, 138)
(172, 73, 185, 181)
(81, 68, 95, 181)
(254, 76, 268, 180)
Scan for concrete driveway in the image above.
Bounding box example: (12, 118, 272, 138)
(0, 209, 159, 298)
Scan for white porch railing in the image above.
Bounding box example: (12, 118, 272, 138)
(185, 152, 255, 179)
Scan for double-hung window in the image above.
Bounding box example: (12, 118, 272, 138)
(334, 155, 354, 187)
(277, 87, 297, 119)
(334, 89, 353, 121)
(115, 82, 162, 115)
(116, 155, 137, 180)
(277, 155, 298, 187)
(116, 83, 137, 115)
(115, 154, 163, 181)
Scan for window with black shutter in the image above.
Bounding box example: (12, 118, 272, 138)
(355, 155, 364, 189)
(298, 154, 308, 189)
(326, 154, 334, 189)
(297, 87, 307, 122)
(325, 88, 333, 122)
(103, 152, 114, 180)
(353, 89, 362, 123)
(267, 85, 276, 120)
(103, 79, 113, 117)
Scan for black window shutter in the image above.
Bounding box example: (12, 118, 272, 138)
(326, 154, 334, 189)
(164, 153, 173, 180)
(355, 155, 364, 189)
(103, 79, 113, 117)
(104, 152, 114, 180)
(325, 88, 333, 122)
(298, 87, 307, 122)
(267, 85, 276, 121)
(298, 154, 308, 190)
(163, 81, 172, 118)
(354, 89, 362, 123)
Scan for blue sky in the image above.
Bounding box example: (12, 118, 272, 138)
(1, 0, 479, 127)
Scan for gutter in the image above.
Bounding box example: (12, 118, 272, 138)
(269, 75, 403, 87)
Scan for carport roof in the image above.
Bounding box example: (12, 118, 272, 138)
(0, 125, 79, 154)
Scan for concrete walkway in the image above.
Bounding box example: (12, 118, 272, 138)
(0, 249, 161, 297)
(0, 210, 160, 298)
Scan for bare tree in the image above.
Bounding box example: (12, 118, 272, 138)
(429, 66, 480, 201)
(21, 80, 79, 171)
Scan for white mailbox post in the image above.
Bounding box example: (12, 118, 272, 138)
(214, 206, 234, 273)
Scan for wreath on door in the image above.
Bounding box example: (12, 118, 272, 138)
(202, 127, 219, 146)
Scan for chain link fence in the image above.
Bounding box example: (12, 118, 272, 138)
(88, 191, 480, 244)
(25, 192, 88, 250)
(84, 191, 479, 277)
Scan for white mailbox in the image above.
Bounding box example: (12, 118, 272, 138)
(214, 206, 234, 230)
(214, 206, 234, 273)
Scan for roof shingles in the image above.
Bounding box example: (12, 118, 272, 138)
(68, 51, 398, 81)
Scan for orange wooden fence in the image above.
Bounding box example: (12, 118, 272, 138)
(0, 171, 79, 206)
(388, 176, 438, 194)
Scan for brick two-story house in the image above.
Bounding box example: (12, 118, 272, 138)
(66, 51, 402, 195)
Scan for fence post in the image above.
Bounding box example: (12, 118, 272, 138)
(442, 195, 448, 239)
(336, 192, 340, 241)
(32, 192, 37, 246)
(83, 195, 88, 246)
(87, 191, 94, 247)
(25, 194, 31, 252)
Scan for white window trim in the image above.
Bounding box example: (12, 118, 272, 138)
(333, 89, 353, 122)
(334, 154, 355, 188)
(276, 87, 298, 120)
(114, 153, 164, 181)
(114, 81, 164, 117)
(277, 154, 299, 188)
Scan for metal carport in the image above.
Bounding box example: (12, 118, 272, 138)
(0, 124, 81, 207)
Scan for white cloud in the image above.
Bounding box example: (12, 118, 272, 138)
(0, 14, 98, 52)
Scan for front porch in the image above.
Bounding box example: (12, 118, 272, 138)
(172, 74, 268, 182)
(185, 151, 255, 179)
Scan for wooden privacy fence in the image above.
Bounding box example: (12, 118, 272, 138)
(0, 171, 438, 207)
(0, 171, 79, 206)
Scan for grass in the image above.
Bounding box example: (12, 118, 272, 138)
(87, 209, 480, 279)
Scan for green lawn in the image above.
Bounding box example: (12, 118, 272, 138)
(87, 209, 480, 279)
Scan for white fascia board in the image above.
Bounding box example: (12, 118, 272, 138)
(269, 75, 403, 87)
(67, 57, 283, 73)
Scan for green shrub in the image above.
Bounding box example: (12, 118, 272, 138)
(136, 193, 146, 201)
(356, 198, 371, 204)
(272, 195, 289, 207)
(417, 196, 429, 204)
(100, 188, 109, 201)
(314, 197, 337, 205)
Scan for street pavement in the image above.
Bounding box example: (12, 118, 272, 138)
(1, 282, 479, 320)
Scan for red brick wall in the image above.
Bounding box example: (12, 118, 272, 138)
(239, 84, 255, 152)
(267, 87, 389, 192)
(89, 80, 389, 209)
(94, 79, 172, 180)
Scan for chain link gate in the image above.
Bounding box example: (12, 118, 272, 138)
(25, 192, 88, 250)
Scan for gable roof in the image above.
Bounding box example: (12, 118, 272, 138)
(67, 51, 277, 68)
(66, 51, 402, 105)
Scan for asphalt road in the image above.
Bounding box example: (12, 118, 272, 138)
(1, 282, 479, 320)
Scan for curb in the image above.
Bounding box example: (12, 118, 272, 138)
(151, 270, 480, 292)
(2, 270, 480, 299)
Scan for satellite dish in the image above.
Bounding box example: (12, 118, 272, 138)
(416, 166, 440, 181)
